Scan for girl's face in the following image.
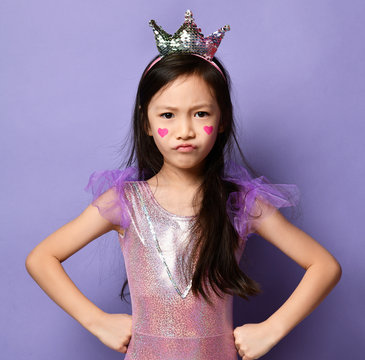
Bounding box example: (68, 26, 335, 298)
(146, 73, 223, 171)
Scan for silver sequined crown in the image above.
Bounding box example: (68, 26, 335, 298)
(149, 9, 230, 61)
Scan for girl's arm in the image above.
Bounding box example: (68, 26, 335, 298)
(254, 210, 342, 341)
(234, 207, 342, 359)
(25, 203, 132, 353)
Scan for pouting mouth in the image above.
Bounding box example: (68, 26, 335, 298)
(175, 144, 196, 149)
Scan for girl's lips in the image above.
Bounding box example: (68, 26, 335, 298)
(177, 145, 195, 152)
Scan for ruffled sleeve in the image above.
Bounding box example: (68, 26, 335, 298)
(223, 162, 301, 240)
(84, 166, 140, 230)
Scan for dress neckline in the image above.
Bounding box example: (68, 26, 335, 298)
(142, 181, 197, 220)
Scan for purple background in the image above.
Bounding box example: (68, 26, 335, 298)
(1, 0, 364, 359)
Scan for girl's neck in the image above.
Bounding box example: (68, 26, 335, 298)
(153, 163, 204, 189)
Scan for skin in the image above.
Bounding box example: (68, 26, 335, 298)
(25, 73, 342, 359)
(233, 206, 342, 359)
(144, 73, 224, 216)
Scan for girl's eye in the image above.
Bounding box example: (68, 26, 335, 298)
(195, 111, 209, 118)
(161, 113, 174, 119)
(160, 111, 209, 119)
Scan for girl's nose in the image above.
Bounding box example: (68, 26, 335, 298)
(178, 116, 195, 138)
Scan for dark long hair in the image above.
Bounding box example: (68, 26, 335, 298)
(118, 53, 263, 306)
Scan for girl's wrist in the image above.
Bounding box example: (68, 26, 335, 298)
(81, 308, 107, 335)
(262, 317, 286, 346)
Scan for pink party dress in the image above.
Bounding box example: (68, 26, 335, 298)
(84, 162, 300, 359)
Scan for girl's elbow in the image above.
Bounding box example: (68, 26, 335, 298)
(25, 248, 50, 273)
(25, 251, 39, 273)
(332, 260, 342, 282)
(325, 257, 342, 284)
(320, 250, 342, 281)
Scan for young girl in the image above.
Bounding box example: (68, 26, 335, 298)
(26, 9, 342, 360)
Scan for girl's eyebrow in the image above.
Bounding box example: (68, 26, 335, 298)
(156, 103, 213, 110)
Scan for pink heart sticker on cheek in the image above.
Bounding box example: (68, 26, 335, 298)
(158, 128, 168, 137)
(203, 126, 213, 135)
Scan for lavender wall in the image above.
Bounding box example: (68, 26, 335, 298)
(1, 0, 363, 359)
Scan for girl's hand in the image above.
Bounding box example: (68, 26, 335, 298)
(233, 321, 279, 360)
(89, 312, 133, 353)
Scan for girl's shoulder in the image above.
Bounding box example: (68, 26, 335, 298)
(222, 161, 301, 239)
(83, 163, 301, 239)
(83, 166, 142, 230)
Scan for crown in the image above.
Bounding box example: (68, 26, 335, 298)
(149, 9, 230, 61)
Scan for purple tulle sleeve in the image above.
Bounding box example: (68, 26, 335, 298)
(84, 166, 140, 230)
(223, 162, 301, 239)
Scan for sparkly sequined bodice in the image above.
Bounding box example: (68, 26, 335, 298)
(119, 181, 244, 359)
(84, 162, 301, 359)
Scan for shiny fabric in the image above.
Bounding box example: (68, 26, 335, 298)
(120, 181, 242, 359)
(83, 162, 301, 238)
(222, 161, 301, 240)
(84, 162, 301, 359)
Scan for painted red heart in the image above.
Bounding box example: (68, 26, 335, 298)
(203, 126, 213, 135)
(158, 128, 168, 137)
